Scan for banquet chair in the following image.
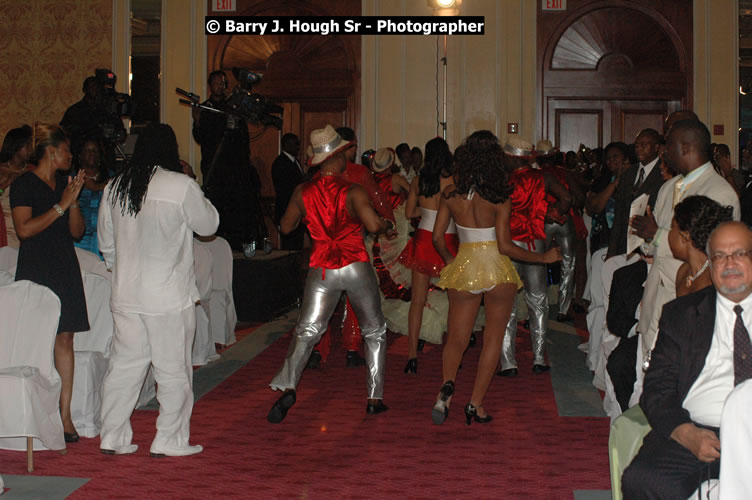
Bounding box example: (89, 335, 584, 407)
(192, 239, 218, 365)
(72, 248, 116, 437)
(197, 237, 237, 346)
(609, 405, 718, 500)
(0, 246, 18, 273)
(0, 281, 65, 471)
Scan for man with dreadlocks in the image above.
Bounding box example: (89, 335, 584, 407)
(98, 123, 219, 457)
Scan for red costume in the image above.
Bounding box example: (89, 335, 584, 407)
(372, 171, 406, 211)
(399, 208, 459, 277)
(302, 174, 369, 272)
(343, 162, 395, 222)
(508, 166, 547, 247)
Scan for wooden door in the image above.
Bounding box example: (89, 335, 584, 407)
(538, 1, 691, 146)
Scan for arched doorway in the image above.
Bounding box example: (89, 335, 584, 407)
(537, 0, 692, 150)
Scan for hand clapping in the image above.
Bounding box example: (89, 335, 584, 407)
(60, 169, 86, 210)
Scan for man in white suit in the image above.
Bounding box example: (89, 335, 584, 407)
(631, 119, 740, 363)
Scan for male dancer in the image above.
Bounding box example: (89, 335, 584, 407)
(536, 139, 577, 322)
(267, 125, 392, 423)
(499, 138, 571, 376)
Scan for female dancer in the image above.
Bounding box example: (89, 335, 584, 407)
(432, 130, 561, 425)
(398, 137, 458, 373)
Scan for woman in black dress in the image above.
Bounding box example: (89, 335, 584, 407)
(11, 123, 89, 442)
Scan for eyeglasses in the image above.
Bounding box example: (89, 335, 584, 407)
(710, 249, 752, 264)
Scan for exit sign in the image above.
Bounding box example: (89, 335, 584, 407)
(543, 0, 566, 10)
(213, 0, 235, 11)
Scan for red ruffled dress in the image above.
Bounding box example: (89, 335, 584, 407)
(399, 208, 459, 277)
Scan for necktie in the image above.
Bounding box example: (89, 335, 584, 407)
(632, 167, 645, 198)
(672, 179, 684, 209)
(733, 305, 752, 386)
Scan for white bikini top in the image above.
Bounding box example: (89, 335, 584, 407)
(418, 208, 457, 234)
(455, 223, 496, 243)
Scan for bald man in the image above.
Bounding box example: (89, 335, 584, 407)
(623, 221, 752, 498)
(631, 119, 740, 365)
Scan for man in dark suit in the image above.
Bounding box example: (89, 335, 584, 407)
(607, 128, 665, 257)
(622, 221, 752, 498)
(272, 133, 304, 250)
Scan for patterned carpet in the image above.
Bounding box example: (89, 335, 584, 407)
(0, 319, 611, 499)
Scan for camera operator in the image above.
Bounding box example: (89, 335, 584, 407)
(60, 76, 125, 163)
(192, 70, 234, 184)
(191, 70, 261, 250)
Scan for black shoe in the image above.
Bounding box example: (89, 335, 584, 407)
(532, 364, 550, 374)
(417, 339, 425, 352)
(431, 381, 454, 425)
(267, 390, 296, 423)
(306, 351, 322, 369)
(366, 401, 389, 415)
(464, 403, 493, 425)
(522, 320, 530, 330)
(556, 313, 574, 323)
(404, 358, 418, 374)
(497, 368, 518, 377)
(64, 431, 79, 443)
(468, 333, 477, 347)
(573, 303, 587, 314)
(346, 350, 366, 367)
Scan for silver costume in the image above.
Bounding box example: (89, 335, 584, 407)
(544, 217, 576, 315)
(501, 239, 548, 369)
(269, 261, 387, 399)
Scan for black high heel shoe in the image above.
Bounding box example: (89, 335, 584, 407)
(417, 339, 425, 352)
(464, 403, 493, 425)
(404, 358, 418, 374)
(431, 381, 454, 425)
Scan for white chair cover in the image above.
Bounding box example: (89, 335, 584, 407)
(0, 270, 14, 286)
(0, 246, 18, 273)
(720, 379, 752, 499)
(74, 247, 110, 280)
(70, 269, 115, 437)
(0, 280, 64, 451)
(192, 241, 218, 365)
(70, 351, 108, 438)
(198, 237, 237, 345)
(586, 247, 607, 378)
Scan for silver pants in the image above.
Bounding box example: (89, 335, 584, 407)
(501, 239, 548, 369)
(269, 261, 387, 399)
(545, 218, 576, 314)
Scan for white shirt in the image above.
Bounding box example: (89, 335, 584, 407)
(683, 292, 752, 427)
(636, 156, 659, 186)
(98, 168, 219, 314)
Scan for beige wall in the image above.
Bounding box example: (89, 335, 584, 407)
(694, 0, 739, 163)
(0, 0, 113, 141)
(361, 0, 537, 152)
(363, 0, 740, 161)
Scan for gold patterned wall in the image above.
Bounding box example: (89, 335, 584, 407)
(0, 0, 112, 142)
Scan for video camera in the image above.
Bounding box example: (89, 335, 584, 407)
(95, 69, 134, 143)
(176, 68, 283, 130)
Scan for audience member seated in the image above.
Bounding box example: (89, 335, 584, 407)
(0, 125, 33, 248)
(73, 138, 108, 258)
(622, 221, 752, 498)
(605, 196, 733, 418)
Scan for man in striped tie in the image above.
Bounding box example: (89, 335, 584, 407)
(622, 221, 752, 498)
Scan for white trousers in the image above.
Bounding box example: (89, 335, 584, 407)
(100, 306, 196, 452)
(720, 379, 752, 499)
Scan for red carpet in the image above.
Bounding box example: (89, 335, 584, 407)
(0, 326, 610, 499)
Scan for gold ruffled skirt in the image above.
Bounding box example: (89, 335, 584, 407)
(437, 241, 523, 292)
